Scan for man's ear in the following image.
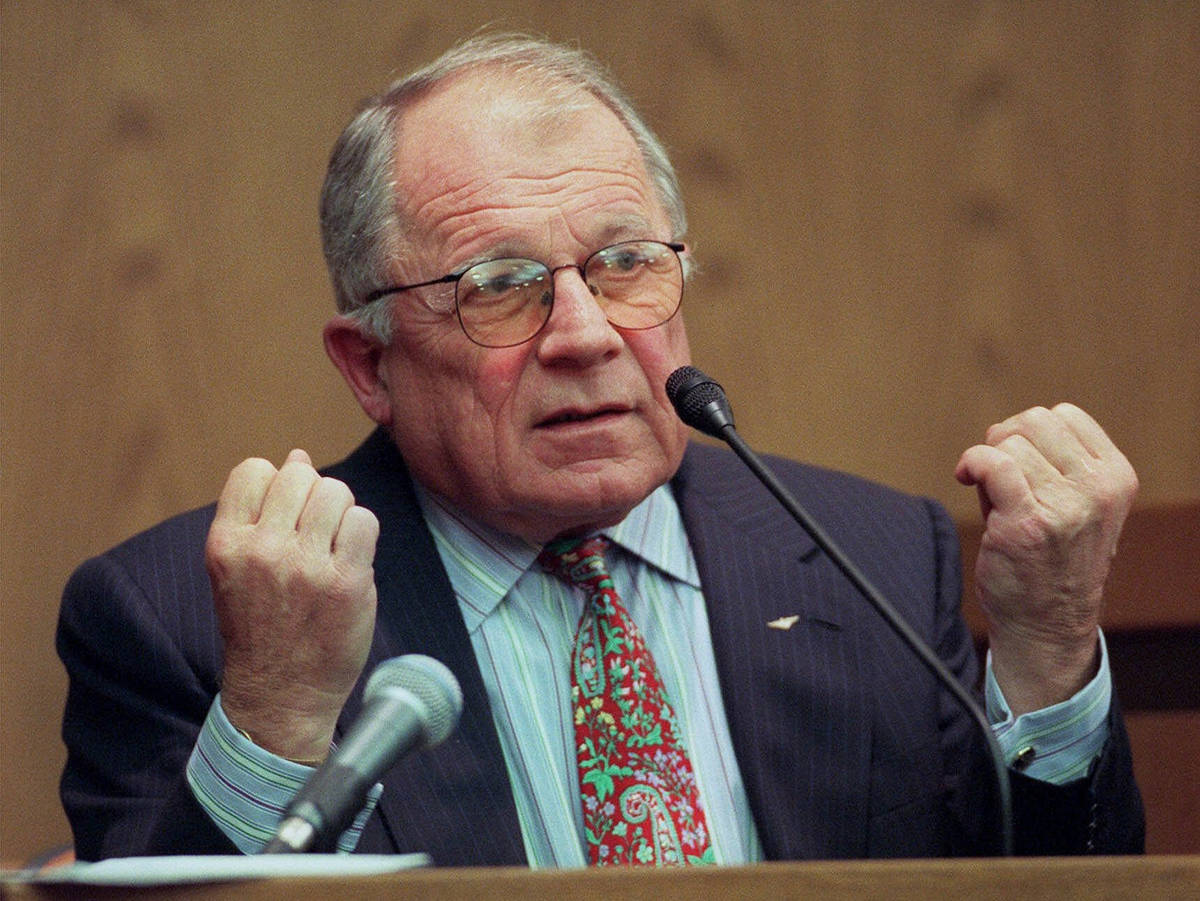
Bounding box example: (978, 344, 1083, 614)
(323, 315, 394, 426)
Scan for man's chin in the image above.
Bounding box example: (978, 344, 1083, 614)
(529, 423, 686, 479)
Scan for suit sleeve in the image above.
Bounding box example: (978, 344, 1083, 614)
(57, 530, 237, 860)
(924, 499, 1144, 854)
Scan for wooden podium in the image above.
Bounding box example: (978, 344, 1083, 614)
(6, 857, 1199, 900)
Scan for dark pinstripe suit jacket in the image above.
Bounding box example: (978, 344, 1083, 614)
(58, 429, 1143, 863)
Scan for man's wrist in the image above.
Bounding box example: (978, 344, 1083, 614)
(218, 684, 338, 765)
(986, 623, 1101, 715)
(986, 630, 1112, 784)
(231, 723, 328, 767)
(188, 694, 381, 854)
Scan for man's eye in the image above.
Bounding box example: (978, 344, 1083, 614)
(465, 260, 545, 296)
(477, 274, 524, 294)
(597, 245, 660, 273)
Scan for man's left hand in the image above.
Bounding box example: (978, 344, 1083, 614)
(955, 403, 1138, 714)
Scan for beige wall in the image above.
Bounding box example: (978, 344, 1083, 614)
(2, 1, 1196, 862)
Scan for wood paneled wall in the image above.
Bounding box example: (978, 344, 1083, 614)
(2, 1, 1196, 862)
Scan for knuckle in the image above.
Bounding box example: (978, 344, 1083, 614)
(1088, 476, 1134, 520)
(204, 545, 233, 586)
(984, 421, 1006, 443)
(317, 476, 354, 506)
(205, 525, 247, 575)
(349, 503, 380, 533)
(1125, 465, 1141, 497)
(205, 522, 231, 556)
(1019, 405, 1054, 431)
(281, 455, 318, 478)
(994, 434, 1028, 456)
(234, 456, 277, 480)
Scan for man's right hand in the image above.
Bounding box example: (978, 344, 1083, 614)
(205, 448, 379, 764)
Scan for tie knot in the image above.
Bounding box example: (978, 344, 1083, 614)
(536, 535, 611, 586)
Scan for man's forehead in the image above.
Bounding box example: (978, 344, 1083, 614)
(388, 68, 660, 255)
(392, 68, 626, 176)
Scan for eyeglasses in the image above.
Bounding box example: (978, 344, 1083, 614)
(363, 240, 686, 348)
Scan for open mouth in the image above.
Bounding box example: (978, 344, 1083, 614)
(538, 406, 628, 428)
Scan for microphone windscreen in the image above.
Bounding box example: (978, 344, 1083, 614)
(666, 365, 734, 436)
(364, 655, 463, 747)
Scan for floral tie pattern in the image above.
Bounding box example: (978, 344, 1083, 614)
(538, 535, 714, 866)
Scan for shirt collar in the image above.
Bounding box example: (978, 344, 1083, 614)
(605, 483, 699, 587)
(416, 482, 700, 632)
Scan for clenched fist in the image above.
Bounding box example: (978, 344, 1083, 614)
(955, 404, 1137, 714)
(205, 449, 380, 763)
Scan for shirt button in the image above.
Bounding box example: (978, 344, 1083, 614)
(1012, 745, 1036, 771)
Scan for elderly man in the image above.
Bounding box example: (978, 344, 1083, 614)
(59, 35, 1142, 866)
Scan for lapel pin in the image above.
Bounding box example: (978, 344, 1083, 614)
(767, 615, 801, 631)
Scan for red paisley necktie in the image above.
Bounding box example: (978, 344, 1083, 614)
(537, 535, 714, 866)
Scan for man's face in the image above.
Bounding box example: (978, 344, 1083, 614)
(367, 72, 691, 543)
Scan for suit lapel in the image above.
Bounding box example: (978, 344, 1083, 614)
(326, 430, 526, 866)
(673, 444, 873, 859)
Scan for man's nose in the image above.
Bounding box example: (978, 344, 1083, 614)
(535, 266, 622, 363)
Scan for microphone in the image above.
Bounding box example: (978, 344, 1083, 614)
(262, 654, 463, 854)
(666, 365, 1014, 856)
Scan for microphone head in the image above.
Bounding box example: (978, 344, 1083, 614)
(364, 654, 463, 747)
(666, 365, 735, 438)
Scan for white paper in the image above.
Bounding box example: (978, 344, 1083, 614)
(12, 853, 430, 886)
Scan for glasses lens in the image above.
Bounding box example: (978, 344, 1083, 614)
(586, 241, 683, 329)
(456, 258, 553, 347)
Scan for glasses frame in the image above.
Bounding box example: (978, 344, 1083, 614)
(362, 240, 687, 348)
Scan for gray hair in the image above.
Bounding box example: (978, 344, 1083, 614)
(318, 32, 688, 342)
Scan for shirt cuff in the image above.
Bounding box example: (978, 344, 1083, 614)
(186, 694, 382, 853)
(984, 629, 1112, 784)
